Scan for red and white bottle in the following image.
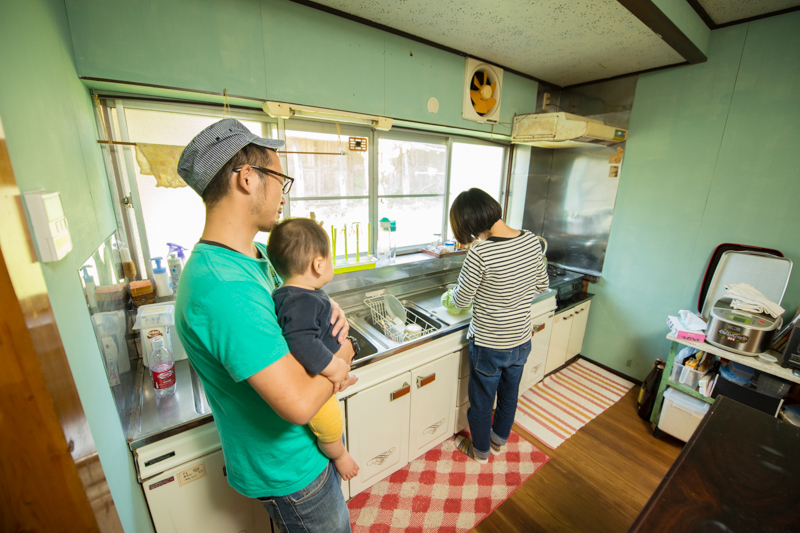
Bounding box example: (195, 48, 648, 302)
(150, 336, 176, 397)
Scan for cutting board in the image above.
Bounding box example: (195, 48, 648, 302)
(429, 305, 473, 326)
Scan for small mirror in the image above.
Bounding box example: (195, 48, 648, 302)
(79, 233, 133, 387)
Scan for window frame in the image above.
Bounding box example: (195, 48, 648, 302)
(95, 97, 511, 276)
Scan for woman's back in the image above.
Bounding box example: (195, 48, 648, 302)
(453, 230, 549, 349)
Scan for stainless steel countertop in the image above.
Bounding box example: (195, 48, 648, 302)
(127, 283, 558, 449)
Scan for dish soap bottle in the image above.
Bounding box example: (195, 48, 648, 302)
(80, 265, 98, 313)
(150, 257, 173, 298)
(166, 243, 188, 291)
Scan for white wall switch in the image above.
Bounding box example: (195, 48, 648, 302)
(23, 190, 72, 262)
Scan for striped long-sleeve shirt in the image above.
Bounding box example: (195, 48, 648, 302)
(453, 230, 549, 349)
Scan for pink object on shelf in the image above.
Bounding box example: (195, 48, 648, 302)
(668, 316, 706, 343)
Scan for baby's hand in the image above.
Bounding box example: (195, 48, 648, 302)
(322, 357, 350, 392)
(337, 373, 359, 393)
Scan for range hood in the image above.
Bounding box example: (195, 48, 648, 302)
(511, 112, 627, 149)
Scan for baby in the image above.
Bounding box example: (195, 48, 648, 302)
(267, 217, 360, 481)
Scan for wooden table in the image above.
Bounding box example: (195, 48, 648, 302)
(630, 396, 800, 532)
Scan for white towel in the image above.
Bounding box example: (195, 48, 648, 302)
(724, 283, 785, 318)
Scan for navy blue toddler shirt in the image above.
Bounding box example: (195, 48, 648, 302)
(272, 285, 340, 375)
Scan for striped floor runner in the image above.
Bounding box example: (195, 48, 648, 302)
(514, 358, 634, 449)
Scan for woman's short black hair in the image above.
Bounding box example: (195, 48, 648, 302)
(449, 188, 502, 245)
(267, 217, 330, 278)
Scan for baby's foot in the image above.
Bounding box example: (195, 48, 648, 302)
(338, 374, 359, 392)
(333, 452, 360, 481)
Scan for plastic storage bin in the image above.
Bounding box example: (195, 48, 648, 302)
(669, 362, 710, 390)
(658, 387, 711, 442)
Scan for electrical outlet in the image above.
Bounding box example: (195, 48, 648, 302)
(542, 92, 550, 111)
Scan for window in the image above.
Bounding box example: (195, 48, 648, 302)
(98, 99, 509, 275)
(378, 135, 447, 249)
(284, 121, 371, 260)
(447, 141, 507, 239)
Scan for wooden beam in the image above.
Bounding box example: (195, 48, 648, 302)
(616, 0, 707, 64)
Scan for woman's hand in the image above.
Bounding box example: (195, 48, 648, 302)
(329, 298, 350, 343)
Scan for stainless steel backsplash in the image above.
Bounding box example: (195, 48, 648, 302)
(522, 76, 638, 276)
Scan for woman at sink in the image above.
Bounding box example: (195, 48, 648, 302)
(446, 188, 549, 463)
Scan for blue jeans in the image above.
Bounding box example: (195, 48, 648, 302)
(467, 338, 531, 457)
(258, 461, 351, 533)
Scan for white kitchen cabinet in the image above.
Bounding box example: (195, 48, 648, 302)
(567, 301, 591, 358)
(520, 310, 555, 394)
(546, 310, 573, 374)
(346, 372, 411, 496)
(339, 399, 349, 501)
(409, 351, 460, 458)
(144, 448, 268, 533)
(545, 300, 592, 375)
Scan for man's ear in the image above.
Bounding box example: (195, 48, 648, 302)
(234, 164, 257, 195)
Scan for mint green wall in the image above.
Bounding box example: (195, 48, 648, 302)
(651, 0, 710, 55)
(65, 0, 538, 135)
(0, 1, 154, 532)
(583, 12, 800, 379)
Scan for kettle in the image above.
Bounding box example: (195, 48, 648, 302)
(536, 236, 548, 271)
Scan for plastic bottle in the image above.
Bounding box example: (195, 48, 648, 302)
(80, 265, 98, 312)
(377, 218, 392, 266)
(637, 358, 665, 421)
(166, 243, 188, 291)
(150, 257, 173, 297)
(149, 336, 176, 398)
(389, 220, 397, 264)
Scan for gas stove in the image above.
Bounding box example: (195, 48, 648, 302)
(547, 265, 585, 302)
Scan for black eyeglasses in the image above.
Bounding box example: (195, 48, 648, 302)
(234, 165, 294, 194)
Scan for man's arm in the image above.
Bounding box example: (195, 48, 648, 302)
(247, 352, 335, 426)
(247, 340, 355, 425)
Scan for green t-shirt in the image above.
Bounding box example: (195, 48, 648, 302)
(175, 242, 328, 497)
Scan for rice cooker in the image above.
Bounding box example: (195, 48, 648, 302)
(706, 298, 782, 356)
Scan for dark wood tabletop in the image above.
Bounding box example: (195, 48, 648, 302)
(629, 396, 800, 532)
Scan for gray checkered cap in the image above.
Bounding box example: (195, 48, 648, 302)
(177, 118, 285, 196)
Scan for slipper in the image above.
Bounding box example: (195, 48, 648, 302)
(455, 435, 489, 464)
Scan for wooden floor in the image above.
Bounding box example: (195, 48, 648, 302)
(471, 389, 683, 533)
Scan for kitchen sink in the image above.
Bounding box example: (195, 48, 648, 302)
(348, 300, 447, 351)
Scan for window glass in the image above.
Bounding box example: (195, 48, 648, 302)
(124, 108, 269, 257)
(285, 130, 369, 197)
(449, 142, 505, 201)
(378, 138, 446, 195)
(447, 142, 506, 240)
(378, 196, 444, 248)
(289, 199, 370, 258)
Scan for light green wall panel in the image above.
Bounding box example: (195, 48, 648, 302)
(689, 12, 800, 319)
(261, 0, 386, 115)
(652, 0, 710, 55)
(66, 0, 267, 98)
(581, 25, 747, 379)
(0, 1, 153, 531)
(65, 0, 538, 135)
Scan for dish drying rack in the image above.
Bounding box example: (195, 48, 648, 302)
(364, 296, 437, 343)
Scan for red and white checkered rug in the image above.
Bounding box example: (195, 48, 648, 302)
(347, 432, 550, 532)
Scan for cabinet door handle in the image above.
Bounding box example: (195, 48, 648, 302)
(390, 382, 410, 401)
(575, 309, 583, 314)
(533, 323, 546, 333)
(416, 373, 436, 388)
(563, 315, 574, 320)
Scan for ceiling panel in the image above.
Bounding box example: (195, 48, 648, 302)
(697, 0, 800, 25)
(304, 0, 684, 86)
